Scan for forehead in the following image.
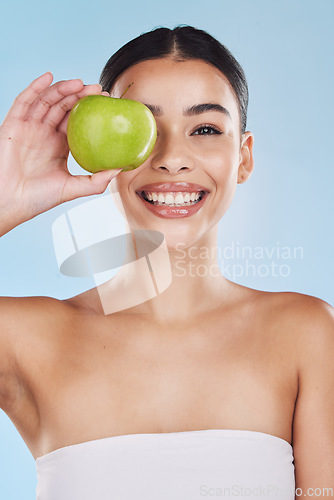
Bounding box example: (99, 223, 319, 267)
(111, 58, 239, 120)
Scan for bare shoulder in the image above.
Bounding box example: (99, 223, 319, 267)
(280, 292, 334, 371)
(0, 295, 71, 356)
(239, 284, 333, 325)
(263, 290, 334, 338)
(0, 294, 72, 331)
(0, 295, 73, 405)
(0, 291, 103, 378)
(245, 287, 334, 360)
(232, 283, 333, 343)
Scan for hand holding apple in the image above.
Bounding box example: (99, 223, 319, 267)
(0, 73, 118, 237)
(67, 95, 157, 173)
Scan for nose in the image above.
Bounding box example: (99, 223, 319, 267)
(148, 130, 196, 175)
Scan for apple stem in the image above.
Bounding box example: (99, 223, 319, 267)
(120, 82, 134, 98)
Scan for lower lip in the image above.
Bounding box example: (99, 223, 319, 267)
(137, 193, 209, 218)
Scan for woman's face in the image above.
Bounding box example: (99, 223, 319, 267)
(110, 57, 253, 250)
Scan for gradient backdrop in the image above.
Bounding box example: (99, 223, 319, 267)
(0, 0, 333, 497)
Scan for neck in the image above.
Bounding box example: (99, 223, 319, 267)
(96, 221, 232, 323)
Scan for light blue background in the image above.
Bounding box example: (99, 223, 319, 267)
(0, 0, 333, 497)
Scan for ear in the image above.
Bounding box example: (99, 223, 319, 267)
(237, 131, 254, 184)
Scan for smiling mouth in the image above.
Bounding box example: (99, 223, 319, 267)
(138, 190, 206, 207)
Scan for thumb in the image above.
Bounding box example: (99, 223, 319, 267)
(61, 169, 122, 202)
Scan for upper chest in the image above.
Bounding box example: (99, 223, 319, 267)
(31, 309, 297, 416)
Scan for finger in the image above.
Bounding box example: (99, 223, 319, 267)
(24, 79, 85, 122)
(5, 72, 54, 120)
(76, 83, 103, 99)
(61, 169, 123, 203)
(55, 85, 106, 135)
(42, 93, 83, 129)
(57, 111, 71, 135)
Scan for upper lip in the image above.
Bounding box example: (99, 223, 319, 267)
(136, 182, 210, 193)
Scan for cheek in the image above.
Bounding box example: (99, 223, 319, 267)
(202, 143, 239, 185)
(114, 171, 137, 198)
(202, 146, 240, 217)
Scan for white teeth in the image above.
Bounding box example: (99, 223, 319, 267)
(142, 190, 205, 206)
(165, 193, 175, 204)
(174, 193, 184, 204)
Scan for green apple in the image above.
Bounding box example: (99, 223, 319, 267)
(67, 95, 157, 173)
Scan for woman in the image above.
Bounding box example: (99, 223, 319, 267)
(0, 25, 333, 499)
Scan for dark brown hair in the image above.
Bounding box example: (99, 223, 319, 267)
(100, 25, 249, 134)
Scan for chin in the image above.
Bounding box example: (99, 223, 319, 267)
(126, 216, 202, 248)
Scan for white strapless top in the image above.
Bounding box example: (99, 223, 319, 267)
(36, 429, 295, 499)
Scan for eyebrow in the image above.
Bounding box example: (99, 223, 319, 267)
(143, 102, 232, 120)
